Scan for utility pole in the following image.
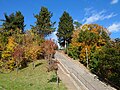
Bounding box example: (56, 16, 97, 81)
(85, 48, 89, 68)
(65, 40, 68, 54)
(65, 40, 67, 49)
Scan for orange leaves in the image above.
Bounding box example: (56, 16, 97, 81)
(68, 24, 110, 65)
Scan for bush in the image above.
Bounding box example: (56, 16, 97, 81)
(67, 44, 80, 60)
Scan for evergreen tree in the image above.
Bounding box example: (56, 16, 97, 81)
(14, 11, 25, 33)
(1, 11, 25, 35)
(57, 11, 74, 48)
(32, 7, 55, 37)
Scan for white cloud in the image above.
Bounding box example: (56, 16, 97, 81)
(84, 7, 94, 16)
(74, 20, 79, 22)
(83, 10, 117, 24)
(111, 0, 119, 4)
(102, 13, 117, 19)
(53, 30, 57, 35)
(108, 23, 120, 32)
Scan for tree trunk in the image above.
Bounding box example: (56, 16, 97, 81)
(32, 61, 35, 70)
(16, 65, 19, 74)
(16, 61, 19, 74)
(85, 48, 89, 69)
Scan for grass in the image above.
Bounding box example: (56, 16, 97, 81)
(0, 60, 67, 90)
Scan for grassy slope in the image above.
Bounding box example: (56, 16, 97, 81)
(0, 60, 67, 90)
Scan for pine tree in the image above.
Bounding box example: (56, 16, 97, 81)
(14, 11, 25, 33)
(57, 11, 74, 48)
(1, 11, 25, 35)
(32, 7, 55, 37)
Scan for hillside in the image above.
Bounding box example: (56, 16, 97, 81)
(0, 60, 67, 90)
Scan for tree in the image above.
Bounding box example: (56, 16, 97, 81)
(12, 45, 25, 73)
(67, 29, 81, 59)
(77, 24, 110, 65)
(23, 30, 43, 69)
(1, 11, 25, 35)
(42, 40, 59, 86)
(89, 40, 120, 88)
(1, 37, 17, 71)
(73, 21, 82, 30)
(0, 27, 8, 51)
(32, 7, 55, 37)
(67, 24, 110, 66)
(41, 39, 58, 61)
(57, 11, 74, 48)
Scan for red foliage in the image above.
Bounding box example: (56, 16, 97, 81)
(12, 45, 24, 67)
(13, 45, 24, 60)
(41, 39, 58, 59)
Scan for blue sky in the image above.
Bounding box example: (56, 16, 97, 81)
(0, 0, 120, 39)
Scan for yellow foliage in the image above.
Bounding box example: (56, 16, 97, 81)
(6, 37, 17, 52)
(69, 24, 109, 63)
(2, 37, 17, 60)
(6, 58, 15, 70)
(24, 44, 42, 61)
(71, 30, 80, 43)
(1, 51, 11, 59)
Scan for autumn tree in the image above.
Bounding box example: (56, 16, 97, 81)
(1, 37, 17, 72)
(68, 24, 110, 66)
(23, 30, 43, 69)
(41, 39, 58, 61)
(32, 7, 55, 37)
(0, 11, 25, 71)
(41, 39, 58, 71)
(67, 24, 120, 88)
(79, 24, 110, 65)
(12, 45, 25, 73)
(57, 11, 74, 48)
(0, 11, 25, 62)
(42, 40, 58, 85)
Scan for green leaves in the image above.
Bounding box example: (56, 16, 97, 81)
(73, 21, 82, 29)
(57, 11, 74, 47)
(67, 24, 120, 87)
(2, 11, 25, 35)
(33, 7, 55, 37)
(68, 44, 80, 59)
(90, 40, 120, 87)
